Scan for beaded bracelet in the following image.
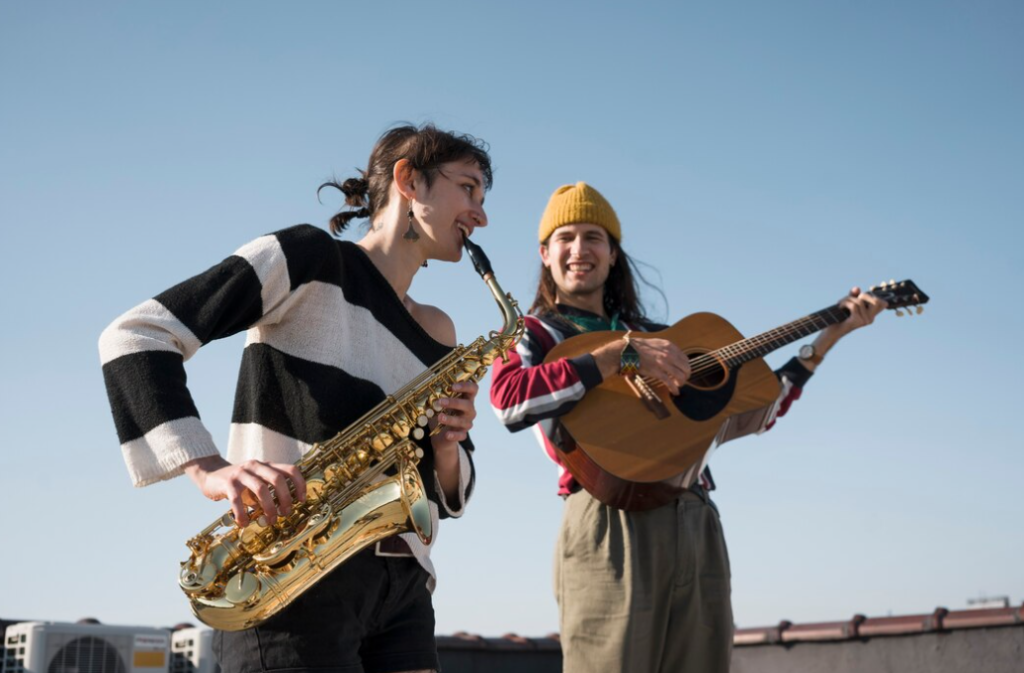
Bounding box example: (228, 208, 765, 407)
(619, 330, 641, 376)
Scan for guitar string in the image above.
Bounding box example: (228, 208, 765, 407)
(634, 308, 844, 390)
(687, 310, 841, 374)
(703, 297, 911, 369)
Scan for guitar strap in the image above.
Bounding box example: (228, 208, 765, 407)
(559, 310, 625, 334)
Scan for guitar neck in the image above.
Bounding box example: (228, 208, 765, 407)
(712, 305, 850, 367)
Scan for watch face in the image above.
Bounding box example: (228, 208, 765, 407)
(799, 344, 815, 359)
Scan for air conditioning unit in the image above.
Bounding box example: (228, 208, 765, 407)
(169, 629, 218, 673)
(2, 622, 169, 673)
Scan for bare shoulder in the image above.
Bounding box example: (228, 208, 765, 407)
(405, 296, 457, 347)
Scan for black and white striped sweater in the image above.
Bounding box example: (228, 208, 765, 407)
(99, 224, 474, 586)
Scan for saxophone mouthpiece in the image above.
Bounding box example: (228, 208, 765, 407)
(462, 233, 493, 280)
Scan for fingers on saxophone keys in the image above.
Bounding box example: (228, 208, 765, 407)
(451, 380, 479, 397)
(246, 464, 290, 518)
(239, 473, 278, 524)
(227, 489, 250, 527)
(436, 413, 472, 441)
(282, 464, 307, 504)
(439, 408, 475, 428)
(261, 464, 308, 520)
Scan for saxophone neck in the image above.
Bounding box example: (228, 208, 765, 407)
(462, 234, 525, 353)
(486, 276, 524, 341)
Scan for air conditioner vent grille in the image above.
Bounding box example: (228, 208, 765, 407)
(48, 637, 127, 673)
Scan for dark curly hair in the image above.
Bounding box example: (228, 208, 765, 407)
(318, 123, 493, 235)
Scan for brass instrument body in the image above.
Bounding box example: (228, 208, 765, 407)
(179, 237, 524, 631)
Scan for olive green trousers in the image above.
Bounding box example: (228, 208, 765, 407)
(555, 488, 733, 673)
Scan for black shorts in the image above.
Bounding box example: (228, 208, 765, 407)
(214, 547, 438, 673)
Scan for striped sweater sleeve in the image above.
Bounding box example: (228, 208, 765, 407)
(98, 224, 330, 487)
(489, 315, 603, 432)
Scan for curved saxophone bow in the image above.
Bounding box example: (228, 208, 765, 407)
(178, 234, 524, 631)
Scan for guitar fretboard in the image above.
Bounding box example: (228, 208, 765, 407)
(690, 305, 850, 374)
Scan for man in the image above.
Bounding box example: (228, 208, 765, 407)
(489, 182, 885, 673)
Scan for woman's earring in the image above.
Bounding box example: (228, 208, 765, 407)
(404, 201, 420, 242)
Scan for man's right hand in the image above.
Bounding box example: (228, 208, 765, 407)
(593, 336, 692, 395)
(183, 455, 307, 527)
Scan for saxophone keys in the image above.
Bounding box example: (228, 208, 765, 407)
(371, 433, 394, 451)
(417, 414, 429, 426)
(179, 561, 216, 592)
(224, 570, 260, 605)
(305, 478, 326, 501)
(412, 427, 425, 440)
(324, 464, 345, 484)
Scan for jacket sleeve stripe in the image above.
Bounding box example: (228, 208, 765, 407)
(491, 380, 588, 430)
(153, 254, 265, 345)
(121, 417, 219, 487)
(102, 349, 202, 443)
(98, 298, 203, 366)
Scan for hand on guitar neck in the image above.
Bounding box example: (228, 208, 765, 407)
(799, 286, 889, 373)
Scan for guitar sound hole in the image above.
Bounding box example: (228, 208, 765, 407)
(687, 357, 727, 390)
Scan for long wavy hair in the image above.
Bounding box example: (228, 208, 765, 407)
(530, 236, 653, 324)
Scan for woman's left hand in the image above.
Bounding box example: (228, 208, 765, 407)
(431, 380, 479, 448)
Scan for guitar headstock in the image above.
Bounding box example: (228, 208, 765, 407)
(869, 279, 930, 317)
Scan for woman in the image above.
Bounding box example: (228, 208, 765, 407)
(100, 124, 493, 673)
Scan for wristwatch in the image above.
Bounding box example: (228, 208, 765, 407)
(798, 344, 824, 366)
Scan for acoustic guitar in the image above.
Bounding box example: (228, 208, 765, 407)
(543, 280, 929, 511)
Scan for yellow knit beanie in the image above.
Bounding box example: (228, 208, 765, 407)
(538, 182, 621, 243)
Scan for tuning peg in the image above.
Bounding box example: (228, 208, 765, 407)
(889, 279, 896, 287)
(896, 309, 904, 317)
(916, 306, 923, 315)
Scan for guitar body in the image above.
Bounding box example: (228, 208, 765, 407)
(544, 312, 782, 510)
(540, 280, 929, 511)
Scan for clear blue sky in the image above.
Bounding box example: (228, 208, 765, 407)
(2, 1, 1021, 636)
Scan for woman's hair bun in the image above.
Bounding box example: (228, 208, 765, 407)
(318, 171, 372, 236)
(340, 177, 369, 207)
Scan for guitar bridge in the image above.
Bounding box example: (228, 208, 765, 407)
(624, 375, 670, 420)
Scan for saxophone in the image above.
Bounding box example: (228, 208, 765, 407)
(178, 235, 524, 631)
